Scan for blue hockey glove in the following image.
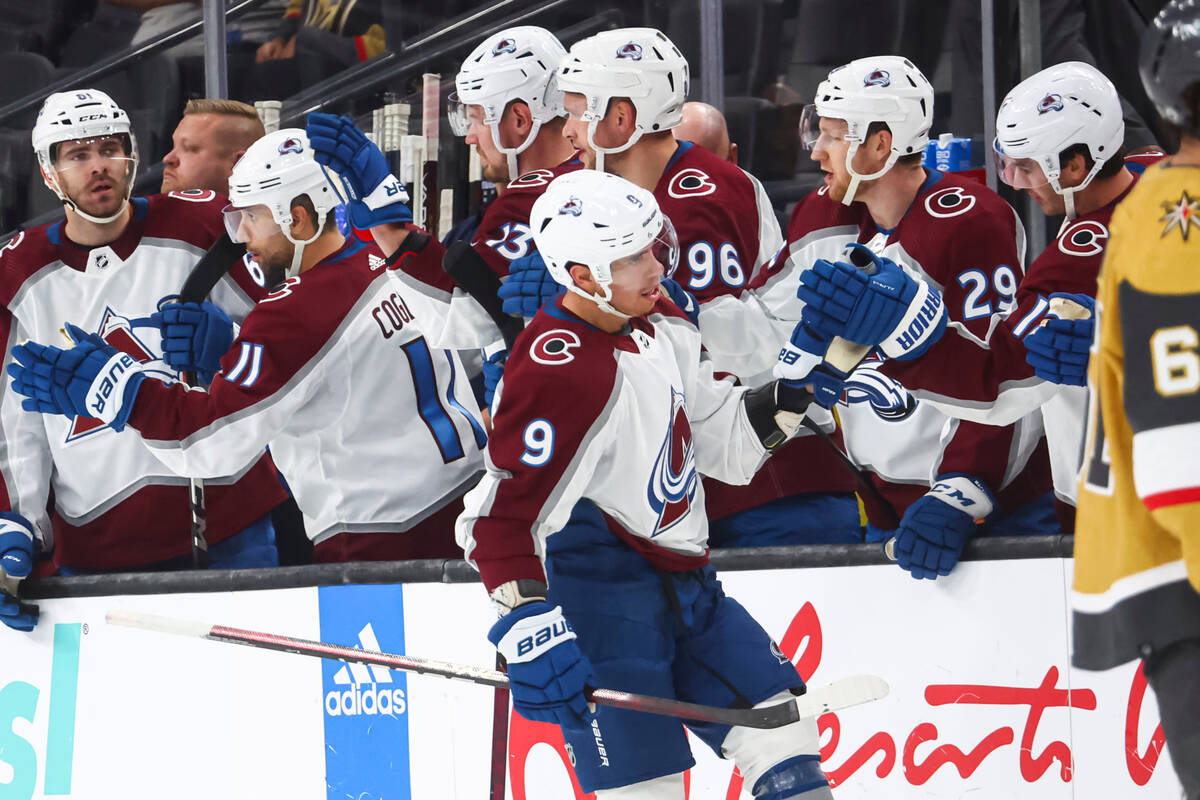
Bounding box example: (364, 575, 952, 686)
(890, 473, 994, 580)
(1023, 292, 1095, 386)
(843, 361, 916, 420)
(797, 245, 946, 360)
(774, 321, 847, 408)
(151, 298, 234, 382)
(7, 323, 147, 431)
(488, 601, 593, 730)
(306, 112, 413, 229)
(0, 512, 37, 632)
(660, 277, 699, 325)
(482, 349, 505, 410)
(498, 251, 561, 317)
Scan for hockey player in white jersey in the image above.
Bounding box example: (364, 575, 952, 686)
(0, 89, 287, 628)
(457, 169, 834, 799)
(8, 128, 486, 563)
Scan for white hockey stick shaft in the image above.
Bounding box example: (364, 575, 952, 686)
(106, 610, 886, 728)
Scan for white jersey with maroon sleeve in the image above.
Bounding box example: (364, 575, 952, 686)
(127, 237, 486, 545)
(456, 296, 768, 593)
(0, 192, 286, 570)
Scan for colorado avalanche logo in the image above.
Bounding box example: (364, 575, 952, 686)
(529, 329, 582, 365)
(647, 388, 698, 536)
(1057, 219, 1109, 257)
(616, 42, 644, 61)
(64, 308, 173, 443)
(277, 137, 304, 156)
(666, 168, 717, 199)
(1037, 93, 1064, 114)
(492, 38, 517, 56)
(558, 197, 583, 216)
(863, 69, 891, 88)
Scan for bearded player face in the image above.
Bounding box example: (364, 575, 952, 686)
(51, 135, 133, 219)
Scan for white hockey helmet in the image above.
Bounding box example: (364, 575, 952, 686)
(799, 56, 933, 204)
(225, 128, 339, 278)
(993, 61, 1124, 219)
(32, 89, 138, 224)
(557, 28, 689, 170)
(448, 26, 567, 180)
(530, 170, 678, 318)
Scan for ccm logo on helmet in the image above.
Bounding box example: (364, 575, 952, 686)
(277, 137, 304, 155)
(558, 197, 583, 216)
(1057, 220, 1109, 257)
(616, 42, 643, 60)
(864, 69, 891, 87)
(667, 168, 717, 199)
(1037, 94, 1064, 114)
(492, 38, 517, 56)
(530, 329, 582, 365)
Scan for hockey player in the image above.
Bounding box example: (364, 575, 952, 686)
(7, 128, 486, 564)
(458, 168, 834, 799)
(1070, 4, 1200, 794)
(0, 90, 286, 626)
(792, 62, 1163, 534)
(766, 56, 1056, 578)
(543, 26, 860, 545)
(314, 26, 582, 360)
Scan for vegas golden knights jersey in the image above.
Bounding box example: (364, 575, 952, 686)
(1073, 161, 1200, 670)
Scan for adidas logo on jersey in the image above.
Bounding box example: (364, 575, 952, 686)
(368, 253, 388, 271)
(323, 624, 408, 717)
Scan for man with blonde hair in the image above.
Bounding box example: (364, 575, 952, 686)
(161, 99, 266, 194)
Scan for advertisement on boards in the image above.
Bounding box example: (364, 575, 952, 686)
(505, 559, 1183, 799)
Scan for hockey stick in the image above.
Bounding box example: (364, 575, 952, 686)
(175, 231, 249, 567)
(421, 73, 441, 238)
(106, 610, 888, 728)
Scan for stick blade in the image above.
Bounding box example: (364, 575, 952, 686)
(106, 609, 214, 639)
(794, 674, 889, 719)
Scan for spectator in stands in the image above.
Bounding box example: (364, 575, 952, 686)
(161, 99, 265, 194)
(674, 101, 739, 165)
(244, 0, 386, 102)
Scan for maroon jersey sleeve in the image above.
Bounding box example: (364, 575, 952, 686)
(461, 318, 619, 592)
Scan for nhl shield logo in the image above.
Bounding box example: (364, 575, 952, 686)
(277, 137, 304, 155)
(1037, 93, 1064, 114)
(863, 69, 891, 88)
(492, 37, 517, 56)
(647, 388, 698, 536)
(616, 42, 644, 60)
(557, 196, 583, 216)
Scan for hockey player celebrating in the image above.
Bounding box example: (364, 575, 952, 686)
(766, 56, 1057, 578)
(0, 89, 286, 624)
(8, 128, 486, 563)
(457, 168, 834, 799)
(519, 26, 861, 547)
(1071, 3, 1200, 794)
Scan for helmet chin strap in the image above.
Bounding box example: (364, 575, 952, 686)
(840, 142, 900, 206)
(587, 120, 642, 173)
(490, 120, 543, 182)
(283, 226, 323, 279)
(564, 279, 632, 319)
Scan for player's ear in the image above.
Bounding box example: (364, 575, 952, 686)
(1061, 151, 1088, 182)
(289, 201, 315, 238)
(508, 101, 534, 135)
(568, 263, 596, 292)
(613, 98, 637, 135)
